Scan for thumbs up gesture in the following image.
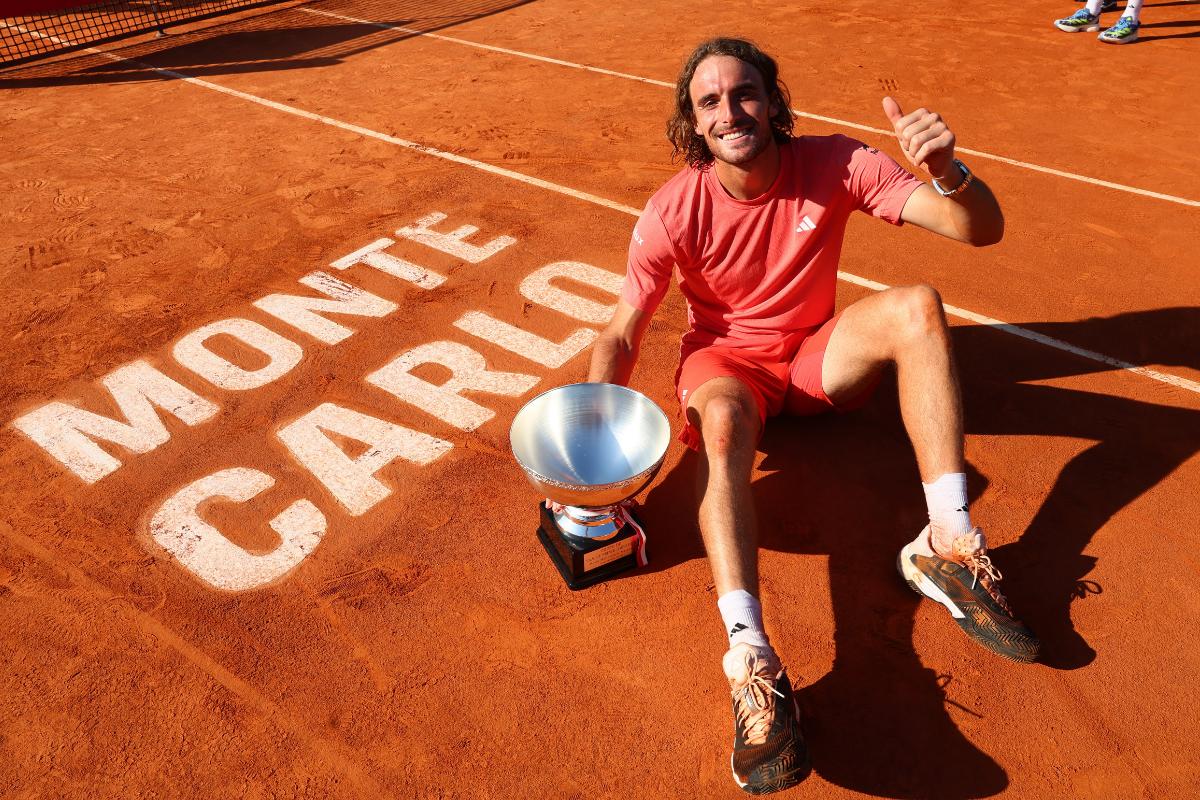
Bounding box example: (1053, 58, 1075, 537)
(882, 96, 957, 183)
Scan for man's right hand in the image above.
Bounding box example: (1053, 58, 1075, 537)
(881, 95, 958, 185)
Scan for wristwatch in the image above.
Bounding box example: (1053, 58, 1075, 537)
(932, 159, 974, 197)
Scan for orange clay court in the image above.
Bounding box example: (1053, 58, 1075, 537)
(2, 0, 1199, 797)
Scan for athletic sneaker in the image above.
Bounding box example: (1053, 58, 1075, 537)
(1055, 8, 1101, 32)
(897, 526, 1040, 663)
(723, 643, 811, 794)
(1098, 16, 1140, 43)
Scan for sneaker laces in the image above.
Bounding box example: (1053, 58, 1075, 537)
(731, 651, 785, 745)
(949, 535, 1015, 616)
(964, 552, 1002, 589)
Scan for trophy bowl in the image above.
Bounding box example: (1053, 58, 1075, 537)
(510, 383, 671, 589)
(510, 382, 671, 509)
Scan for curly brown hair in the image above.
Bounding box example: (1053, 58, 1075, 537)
(667, 38, 795, 169)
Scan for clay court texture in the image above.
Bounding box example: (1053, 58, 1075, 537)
(2, 0, 1199, 796)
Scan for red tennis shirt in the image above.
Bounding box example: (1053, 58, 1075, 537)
(621, 134, 923, 355)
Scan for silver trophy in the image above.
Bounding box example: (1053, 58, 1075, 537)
(510, 383, 670, 589)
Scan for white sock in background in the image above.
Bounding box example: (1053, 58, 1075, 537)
(1121, 0, 1143, 22)
(922, 472, 972, 548)
(717, 589, 771, 650)
(1085, 0, 1104, 15)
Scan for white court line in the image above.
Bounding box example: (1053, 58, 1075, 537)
(299, 6, 1200, 210)
(6, 21, 1200, 396)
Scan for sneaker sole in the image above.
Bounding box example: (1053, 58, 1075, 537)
(731, 697, 812, 794)
(896, 546, 1039, 664)
(1099, 33, 1138, 43)
(1055, 22, 1101, 32)
(732, 757, 811, 795)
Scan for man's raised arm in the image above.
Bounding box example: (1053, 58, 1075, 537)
(882, 96, 1005, 247)
(587, 299, 653, 386)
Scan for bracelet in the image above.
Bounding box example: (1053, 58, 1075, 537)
(932, 159, 974, 197)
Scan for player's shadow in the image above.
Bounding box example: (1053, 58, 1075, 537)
(628, 306, 1199, 799)
(952, 307, 1200, 671)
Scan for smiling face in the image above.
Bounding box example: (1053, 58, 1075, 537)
(688, 54, 777, 169)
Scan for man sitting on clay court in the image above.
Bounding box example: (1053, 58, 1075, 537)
(586, 37, 1040, 794)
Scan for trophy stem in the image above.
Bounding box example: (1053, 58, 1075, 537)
(553, 504, 622, 540)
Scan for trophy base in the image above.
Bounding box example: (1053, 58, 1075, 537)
(536, 502, 643, 590)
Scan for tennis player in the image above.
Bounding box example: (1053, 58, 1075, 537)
(586, 38, 1039, 793)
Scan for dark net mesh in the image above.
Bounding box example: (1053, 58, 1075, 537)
(1, 0, 290, 66)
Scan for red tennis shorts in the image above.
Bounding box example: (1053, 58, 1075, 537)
(674, 313, 878, 451)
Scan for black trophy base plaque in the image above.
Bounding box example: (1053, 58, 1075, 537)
(535, 502, 643, 590)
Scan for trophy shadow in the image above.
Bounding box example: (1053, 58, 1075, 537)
(624, 307, 1200, 798)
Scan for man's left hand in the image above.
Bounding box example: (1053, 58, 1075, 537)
(882, 96, 957, 183)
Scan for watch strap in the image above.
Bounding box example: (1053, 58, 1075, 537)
(933, 159, 974, 197)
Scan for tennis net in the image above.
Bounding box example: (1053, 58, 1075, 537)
(1, 0, 290, 66)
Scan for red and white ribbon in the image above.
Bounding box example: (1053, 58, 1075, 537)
(617, 500, 648, 567)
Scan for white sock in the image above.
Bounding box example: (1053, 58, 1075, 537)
(922, 472, 972, 546)
(717, 589, 771, 650)
(1121, 0, 1142, 22)
(1084, 0, 1104, 14)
